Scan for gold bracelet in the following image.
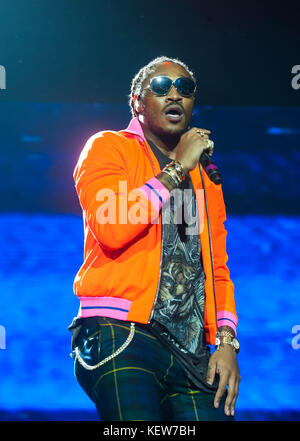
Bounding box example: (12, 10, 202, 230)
(172, 160, 186, 180)
(219, 330, 235, 338)
(162, 161, 186, 186)
(162, 168, 181, 186)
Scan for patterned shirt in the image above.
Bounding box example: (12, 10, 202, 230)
(147, 139, 206, 355)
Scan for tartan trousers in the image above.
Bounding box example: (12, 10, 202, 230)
(70, 316, 233, 421)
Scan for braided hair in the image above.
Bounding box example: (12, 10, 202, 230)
(128, 56, 197, 118)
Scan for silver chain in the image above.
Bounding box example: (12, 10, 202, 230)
(74, 322, 135, 371)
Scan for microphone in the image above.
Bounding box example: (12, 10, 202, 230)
(199, 150, 222, 185)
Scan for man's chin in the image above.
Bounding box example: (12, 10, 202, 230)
(162, 121, 187, 137)
(141, 116, 190, 141)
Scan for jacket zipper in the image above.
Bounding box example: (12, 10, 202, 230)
(199, 164, 218, 332)
(149, 222, 164, 323)
(136, 136, 163, 323)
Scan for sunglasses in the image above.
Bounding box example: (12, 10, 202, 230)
(147, 75, 196, 97)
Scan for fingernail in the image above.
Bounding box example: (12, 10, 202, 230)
(214, 401, 219, 408)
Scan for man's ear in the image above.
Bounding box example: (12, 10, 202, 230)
(134, 94, 144, 114)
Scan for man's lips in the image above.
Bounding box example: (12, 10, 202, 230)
(164, 113, 184, 122)
(163, 104, 184, 123)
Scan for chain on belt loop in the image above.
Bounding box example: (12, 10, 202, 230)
(74, 322, 135, 371)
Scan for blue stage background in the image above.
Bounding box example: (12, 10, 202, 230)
(0, 102, 299, 421)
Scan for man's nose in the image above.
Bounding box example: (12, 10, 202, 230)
(165, 85, 182, 101)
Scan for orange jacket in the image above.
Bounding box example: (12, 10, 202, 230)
(73, 117, 237, 345)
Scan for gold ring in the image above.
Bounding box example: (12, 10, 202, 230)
(208, 140, 214, 149)
(207, 139, 214, 155)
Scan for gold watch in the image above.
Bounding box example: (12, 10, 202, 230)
(215, 332, 240, 353)
(221, 335, 240, 353)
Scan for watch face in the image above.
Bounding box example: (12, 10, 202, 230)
(232, 338, 240, 350)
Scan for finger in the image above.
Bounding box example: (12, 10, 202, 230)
(214, 376, 228, 409)
(206, 362, 216, 385)
(192, 128, 211, 137)
(224, 375, 236, 416)
(194, 128, 211, 134)
(196, 131, 209, 139)
(230, 377, 241, 416)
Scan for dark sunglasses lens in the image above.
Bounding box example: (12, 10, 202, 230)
(150, 76, 172, 95)
(175, 77, 196, 96)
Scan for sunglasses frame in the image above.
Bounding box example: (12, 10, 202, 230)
(146, 75, 197, 98)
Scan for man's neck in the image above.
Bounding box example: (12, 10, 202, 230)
(141, 124, 180, 160)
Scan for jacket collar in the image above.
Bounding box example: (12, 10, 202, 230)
(123, 117, 146, 141)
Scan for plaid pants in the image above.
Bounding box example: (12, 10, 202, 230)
(70, 316, 233, 421)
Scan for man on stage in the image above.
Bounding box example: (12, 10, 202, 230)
(69, 56, 241, 421)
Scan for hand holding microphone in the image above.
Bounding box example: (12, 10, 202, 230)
(175, 127, 222, 185)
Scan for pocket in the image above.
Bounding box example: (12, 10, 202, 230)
(78, 330, 101, 366)
(74, 319, 136, 371)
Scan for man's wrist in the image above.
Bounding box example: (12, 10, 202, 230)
(218, 325, 235, 338)
(162, 160, 186, 186)
(156, 160, 186, 192)
(156, 171, 178, 192)
(215, 327, 240, 353)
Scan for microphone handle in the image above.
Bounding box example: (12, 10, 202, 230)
(199, 151, 222, 185)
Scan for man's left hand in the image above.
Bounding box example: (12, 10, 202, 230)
(206, 344, 241, 416)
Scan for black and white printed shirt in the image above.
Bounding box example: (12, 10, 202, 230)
(146, 139, 207, 356)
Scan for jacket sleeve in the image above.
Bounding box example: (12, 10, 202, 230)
(212, 184, 238, 335)
(73, 131, 170, 251)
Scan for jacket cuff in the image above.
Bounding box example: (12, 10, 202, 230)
(217, 311, 238, 336)
(138, 177, 171, 213)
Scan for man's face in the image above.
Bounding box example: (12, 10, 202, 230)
(137, 62, 195, 139)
